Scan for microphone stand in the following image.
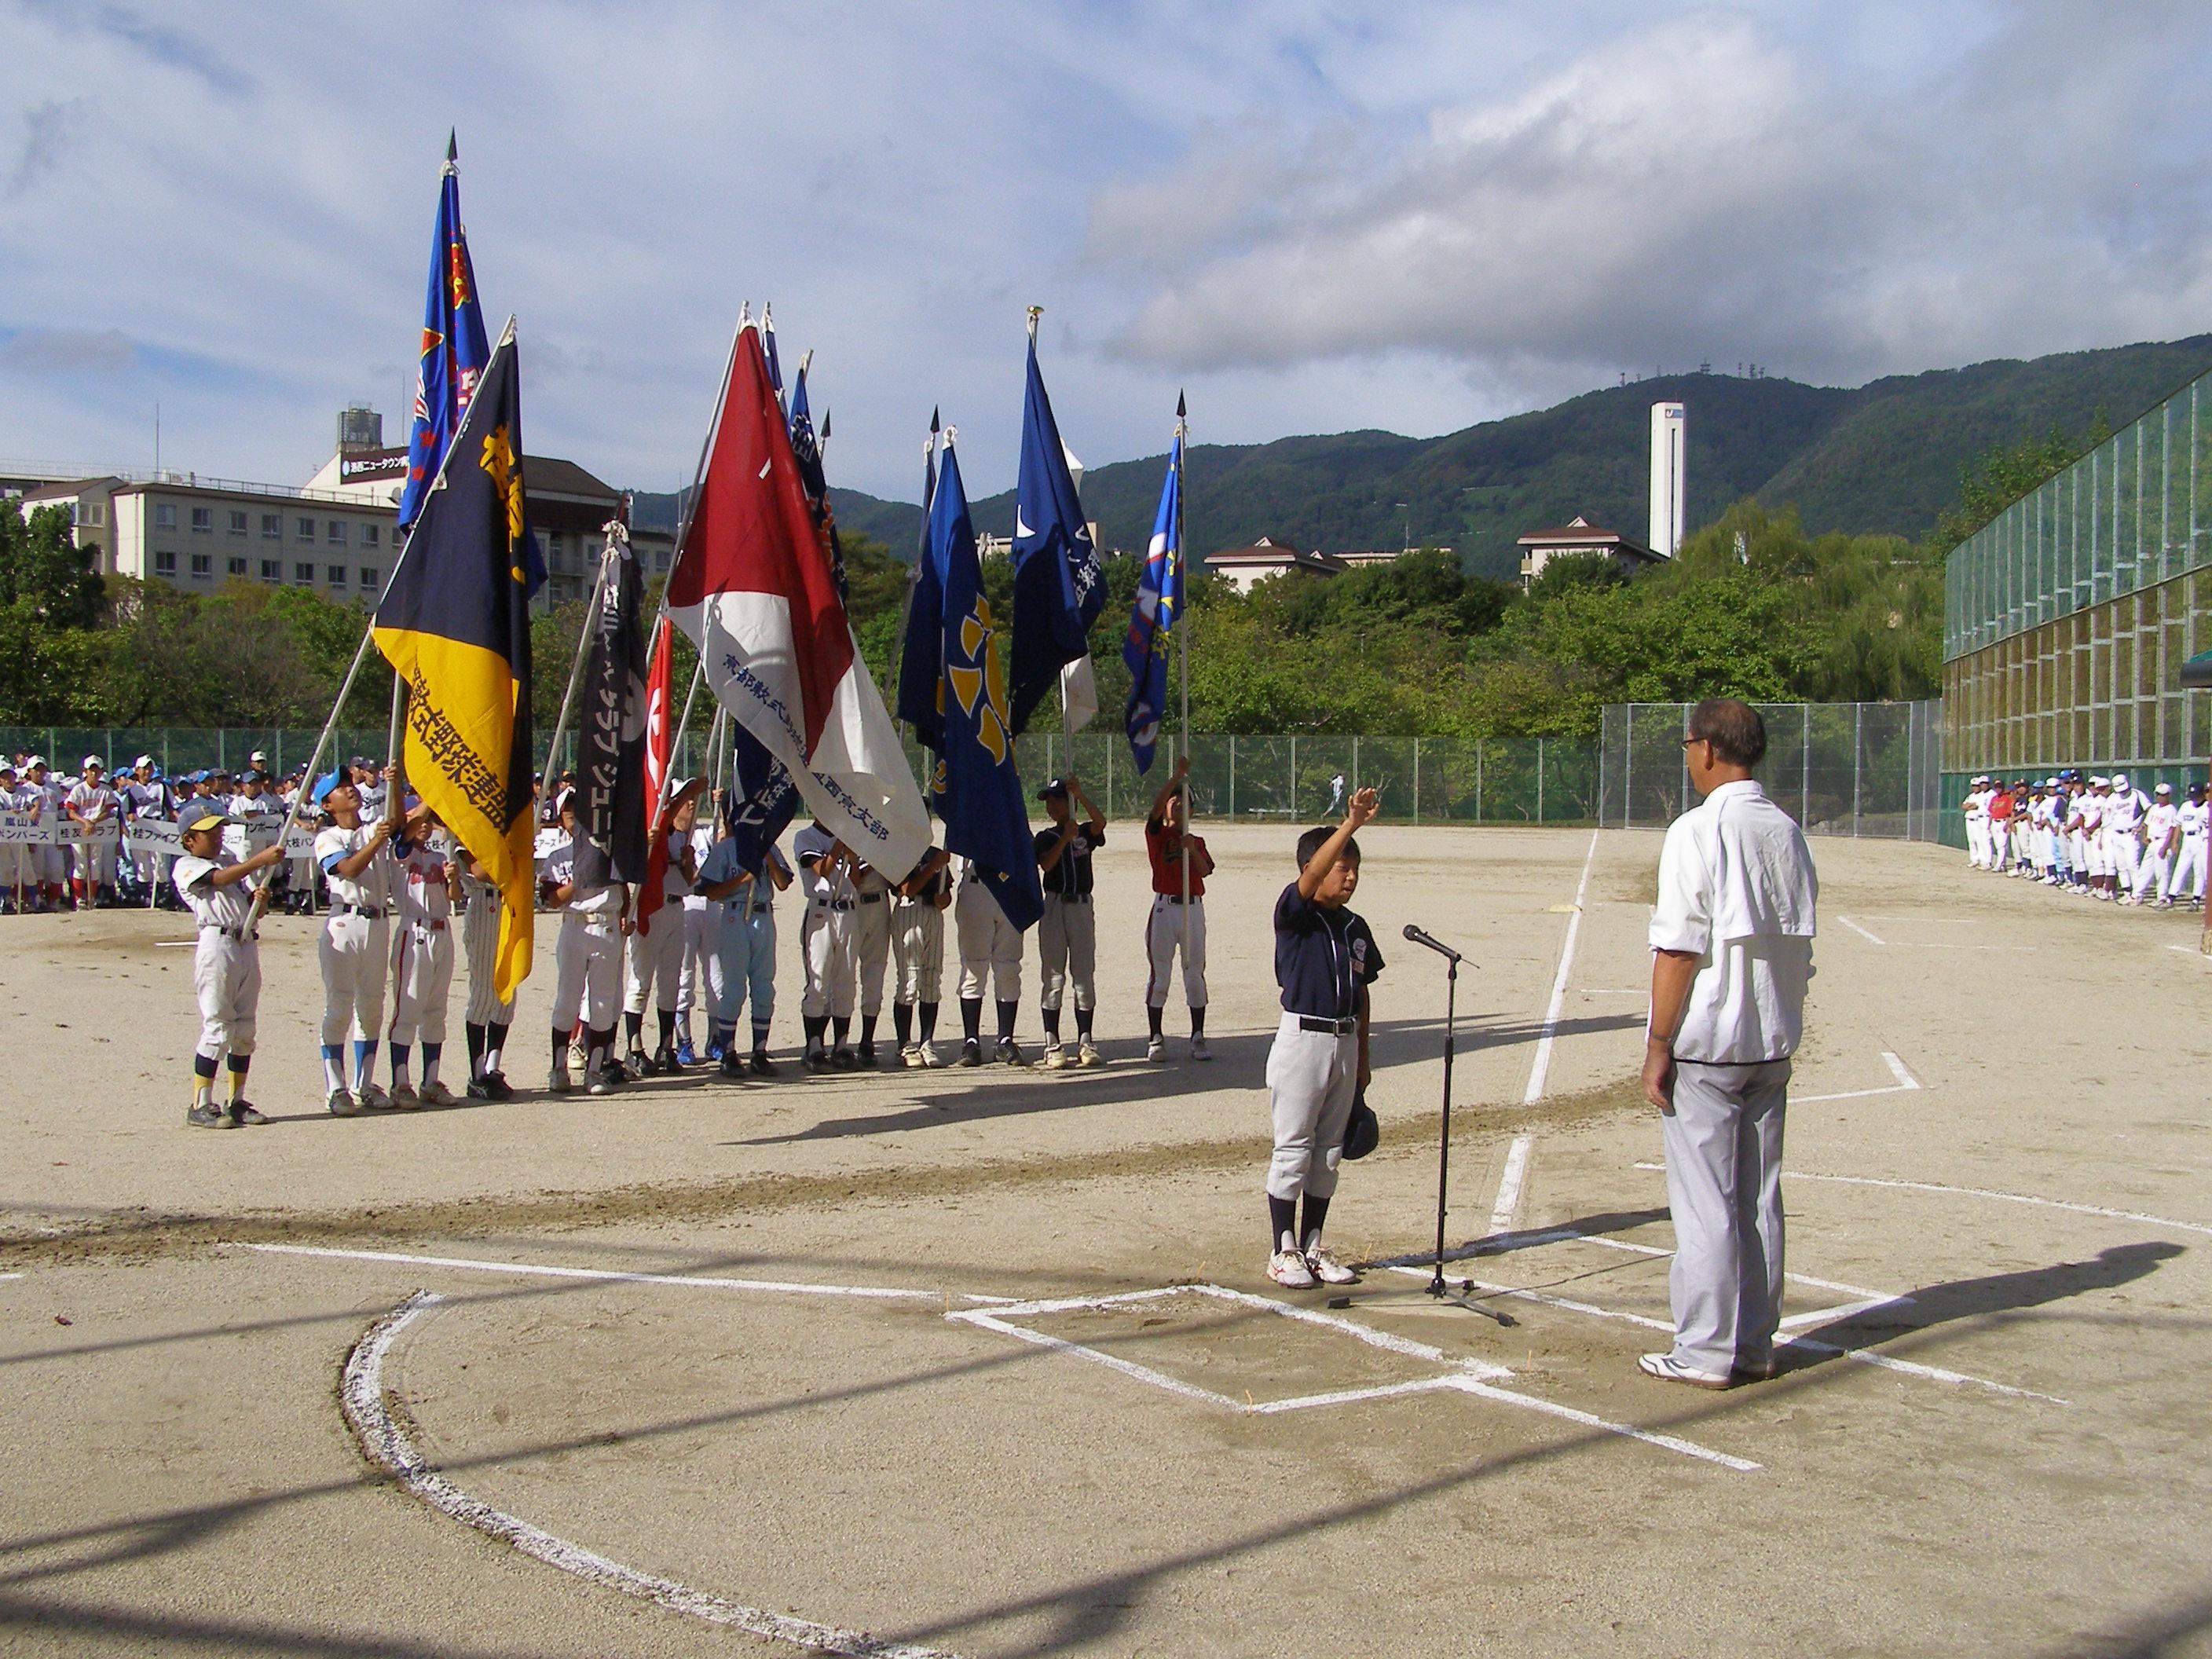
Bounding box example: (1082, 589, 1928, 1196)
(1427, 949, 1458, 1299)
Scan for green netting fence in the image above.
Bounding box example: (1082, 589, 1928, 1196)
(0, 727, 1600, 826)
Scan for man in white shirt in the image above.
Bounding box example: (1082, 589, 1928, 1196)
(621, 778, 703, 1075)
(2176, 785, 2209, 908)
(1962, 777, 1990, 870)
(2108, 773, 2148, 903)
(64, 756, 121, 908)
(2134, 783, 2181, 907)
(1642, 698, 1818, 1391)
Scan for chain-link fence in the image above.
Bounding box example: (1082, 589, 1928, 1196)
(0, 726, 1601, 826)
(1597, 701, 1944, 838)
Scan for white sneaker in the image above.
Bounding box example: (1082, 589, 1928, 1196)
(419, 1079, 456, 1107)
(390, 1082, 420, 1110)
(902, 1044, 925, 1069)
(326, 1087, 360, 1117)
(1078, 1040, 1103, 1067)
(1267, 1248, 1317, 1290)
(1304, 1240, 1357, 1284)
(919, 1042, 943, 1068)
(568, 1039, 589, 1071)
(588, 1073, 614, 1097)
(1146, 1036, 1167, 1063)
(1041, 1043, 1071, 1070)
(357, 1082, 393, 1111)
(548, 1066, 573, 1096)
(1189, 1034, 1211, 1061)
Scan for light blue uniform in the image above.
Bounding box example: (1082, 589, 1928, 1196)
(701, 840, 788, 1047)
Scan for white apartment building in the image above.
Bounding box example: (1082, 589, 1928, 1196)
(108, 475, 399, 600)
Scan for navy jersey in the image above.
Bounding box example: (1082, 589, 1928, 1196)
(1273, 881, 1382, 1020)
(1034, 822, 1104, 897)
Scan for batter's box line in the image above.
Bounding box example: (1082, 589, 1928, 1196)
(950, 1284, 1758, 1472)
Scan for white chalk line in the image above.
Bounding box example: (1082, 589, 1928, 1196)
(1386, 1268, 2055, 1401)
(1464, 1217, 1903, 1302)
(1790, 1049, 1921, 1104)
(955, 1282, 1752, 1466)
(1777, 1171, 2212, 1240)
(1837, 916, 1885, 945)
(1489, 1133, 1533, 1236)
(2166, 944, 2212, 960)
(342, 1292, 959, 1659)
(1523, 827, 1600, 1106)
(246, 1241, 1005, 1303)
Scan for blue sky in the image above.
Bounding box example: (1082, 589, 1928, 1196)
(5, 2, 2210, 504)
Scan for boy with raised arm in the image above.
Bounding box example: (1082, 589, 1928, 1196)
(1143, 755, 1214, 1061)
(1263, 786, 1383, 1289)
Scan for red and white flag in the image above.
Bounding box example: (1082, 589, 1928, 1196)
(634, 613, 676, 936)
(666, 322, 928, 881)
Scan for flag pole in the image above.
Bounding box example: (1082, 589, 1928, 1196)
(674, 650, 706, 777)
(1176, 393, 1192, 922)
(242, 317, 522, 934)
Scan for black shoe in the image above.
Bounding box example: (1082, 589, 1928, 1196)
(229, 1100, 269, 1126)
(750, 1051, 775, 1076)
(995, 1038, 1028, 1068)
(466, 1076, 492, 1101)
(803, 1047, 830, 1072)
(185, 1101, 233, 1129)
(830, 1046, 859, 1071)
(957, 1041, 983, 1068)
(625, 1047, 654, 1078)
(856, 1042, 877, 1066)
(482, 1071, 515, 1101)
(718, 1050, 747, 1079)
(653, 1044, 679, 1074)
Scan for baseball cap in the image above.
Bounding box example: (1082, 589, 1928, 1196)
(1037, 777, 1070, 800)
(249, 749, 267, 764)
(2155, 782, 2173, 794)
(133, 754, 152, 770)
(2113, 772, 2130, 787)
(666, 775, 701, 800)
(81, 754, 101, 770)
(309, 770, 345, 808)
(23, 754, 43, 769)
(181, 811, 231, 834)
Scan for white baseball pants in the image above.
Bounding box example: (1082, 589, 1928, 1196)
(801, 902, 858, 1019)
(1265, 1016, 1357, 1203)
(193, 931, 260, 1058)
(1038, 894, 1097, 1011)
(891, 901, 943, 1005)
(318, 912, 390, 1046)
(463, 892, 515, 1024)
(388, 922, 455, 1047)
(1144, 895, 1207, 1009)
(954, 881, 1022, 1003)
(854, 896, 891, 1016)
(624, 904, 685, 1015)
(551, 913, 622, 1031)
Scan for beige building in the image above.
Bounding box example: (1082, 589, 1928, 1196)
(1205, 537, 1346, 593)
(1515, 516, 1664, 588)
(109, 474, 400, 600)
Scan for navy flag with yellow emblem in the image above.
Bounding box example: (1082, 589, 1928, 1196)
(927, 429, 1042, 932)
(372, 321, 537, 999)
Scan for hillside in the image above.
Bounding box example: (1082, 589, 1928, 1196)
(628, 335, 2212, 581)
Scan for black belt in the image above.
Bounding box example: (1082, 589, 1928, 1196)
(857, 892, 884, 904)
(200, 924, 249, 941)
(1156, 893, 1197, 904)
(1297, 1015, 1357, 1035)
(812, 899, 853, 912)
(1047, 892, 1092, 903)
(336, 904, 385, 919)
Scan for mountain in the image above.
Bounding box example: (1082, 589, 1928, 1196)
(626, 335, 2212, 583)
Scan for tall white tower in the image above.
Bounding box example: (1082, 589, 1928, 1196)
(1649, 401, 1686, 557)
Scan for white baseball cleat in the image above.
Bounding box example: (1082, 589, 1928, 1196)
(1303, 1241, 1357, 1285)
(919, 1042, 944, 1068)
(390, 1082, 420, 1110)
(547, 1066, 573, 1096)
(1078, 1039, 1103, 1067)
(1188, 1034, 1211, 1062)
(1267, 1249, 1317, 1290)
(418, 1079, 456, 1107)
(356, 1082, 393, 1111)
(1040, 1043, 1071, 1070)
(1146, 1036, 1167, 1064)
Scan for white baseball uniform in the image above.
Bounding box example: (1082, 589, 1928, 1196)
(317, 823, 394, 1046)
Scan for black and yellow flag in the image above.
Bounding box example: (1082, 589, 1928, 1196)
(373, 326, 537, 999)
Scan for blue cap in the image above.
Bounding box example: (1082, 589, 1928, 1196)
(310, 770, 345, 808)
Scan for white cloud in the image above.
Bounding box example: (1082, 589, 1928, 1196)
(2, 2, 2210, 506)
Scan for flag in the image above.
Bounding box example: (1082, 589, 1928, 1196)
(1009, 338, 1104, 736)
(1122, 418, 1185, 775)
(928, 432, 1043, 931)
(763, 303, 787, 415)
(718, 726, 801, 880)
(666, 322, 928, 883)
(786, 361, 850, 606)
(370, 325, 535, 1000)
(895, 409, 945, 753)
(572, 524, 650, 890)
(399, 134, 493, 530)
(634, 614, 676, 936)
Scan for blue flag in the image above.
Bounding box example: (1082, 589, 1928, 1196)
(895, 412, 944, 752)
(1122, 425, 1184, 775)
(400, 134, 493, 530)
(719, 726, 800, 881)
(1009, 339, 1104, 736)
(928, 434, 1042, 931)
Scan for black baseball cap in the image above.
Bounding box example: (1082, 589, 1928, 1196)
(1037, 777, 1070, 800)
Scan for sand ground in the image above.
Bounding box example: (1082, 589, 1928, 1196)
(2, 824, 2208, 1657)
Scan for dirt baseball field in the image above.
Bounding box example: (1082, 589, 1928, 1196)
(3, 823, 2208, 1657)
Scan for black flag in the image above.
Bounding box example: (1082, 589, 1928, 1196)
(571, 527, 649, 888)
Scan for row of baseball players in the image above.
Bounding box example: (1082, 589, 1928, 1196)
(166, 755, 1218, 1126)
(1961, 771, 2208, 906)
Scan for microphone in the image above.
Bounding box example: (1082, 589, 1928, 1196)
(1402, 923, 1463, 962)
